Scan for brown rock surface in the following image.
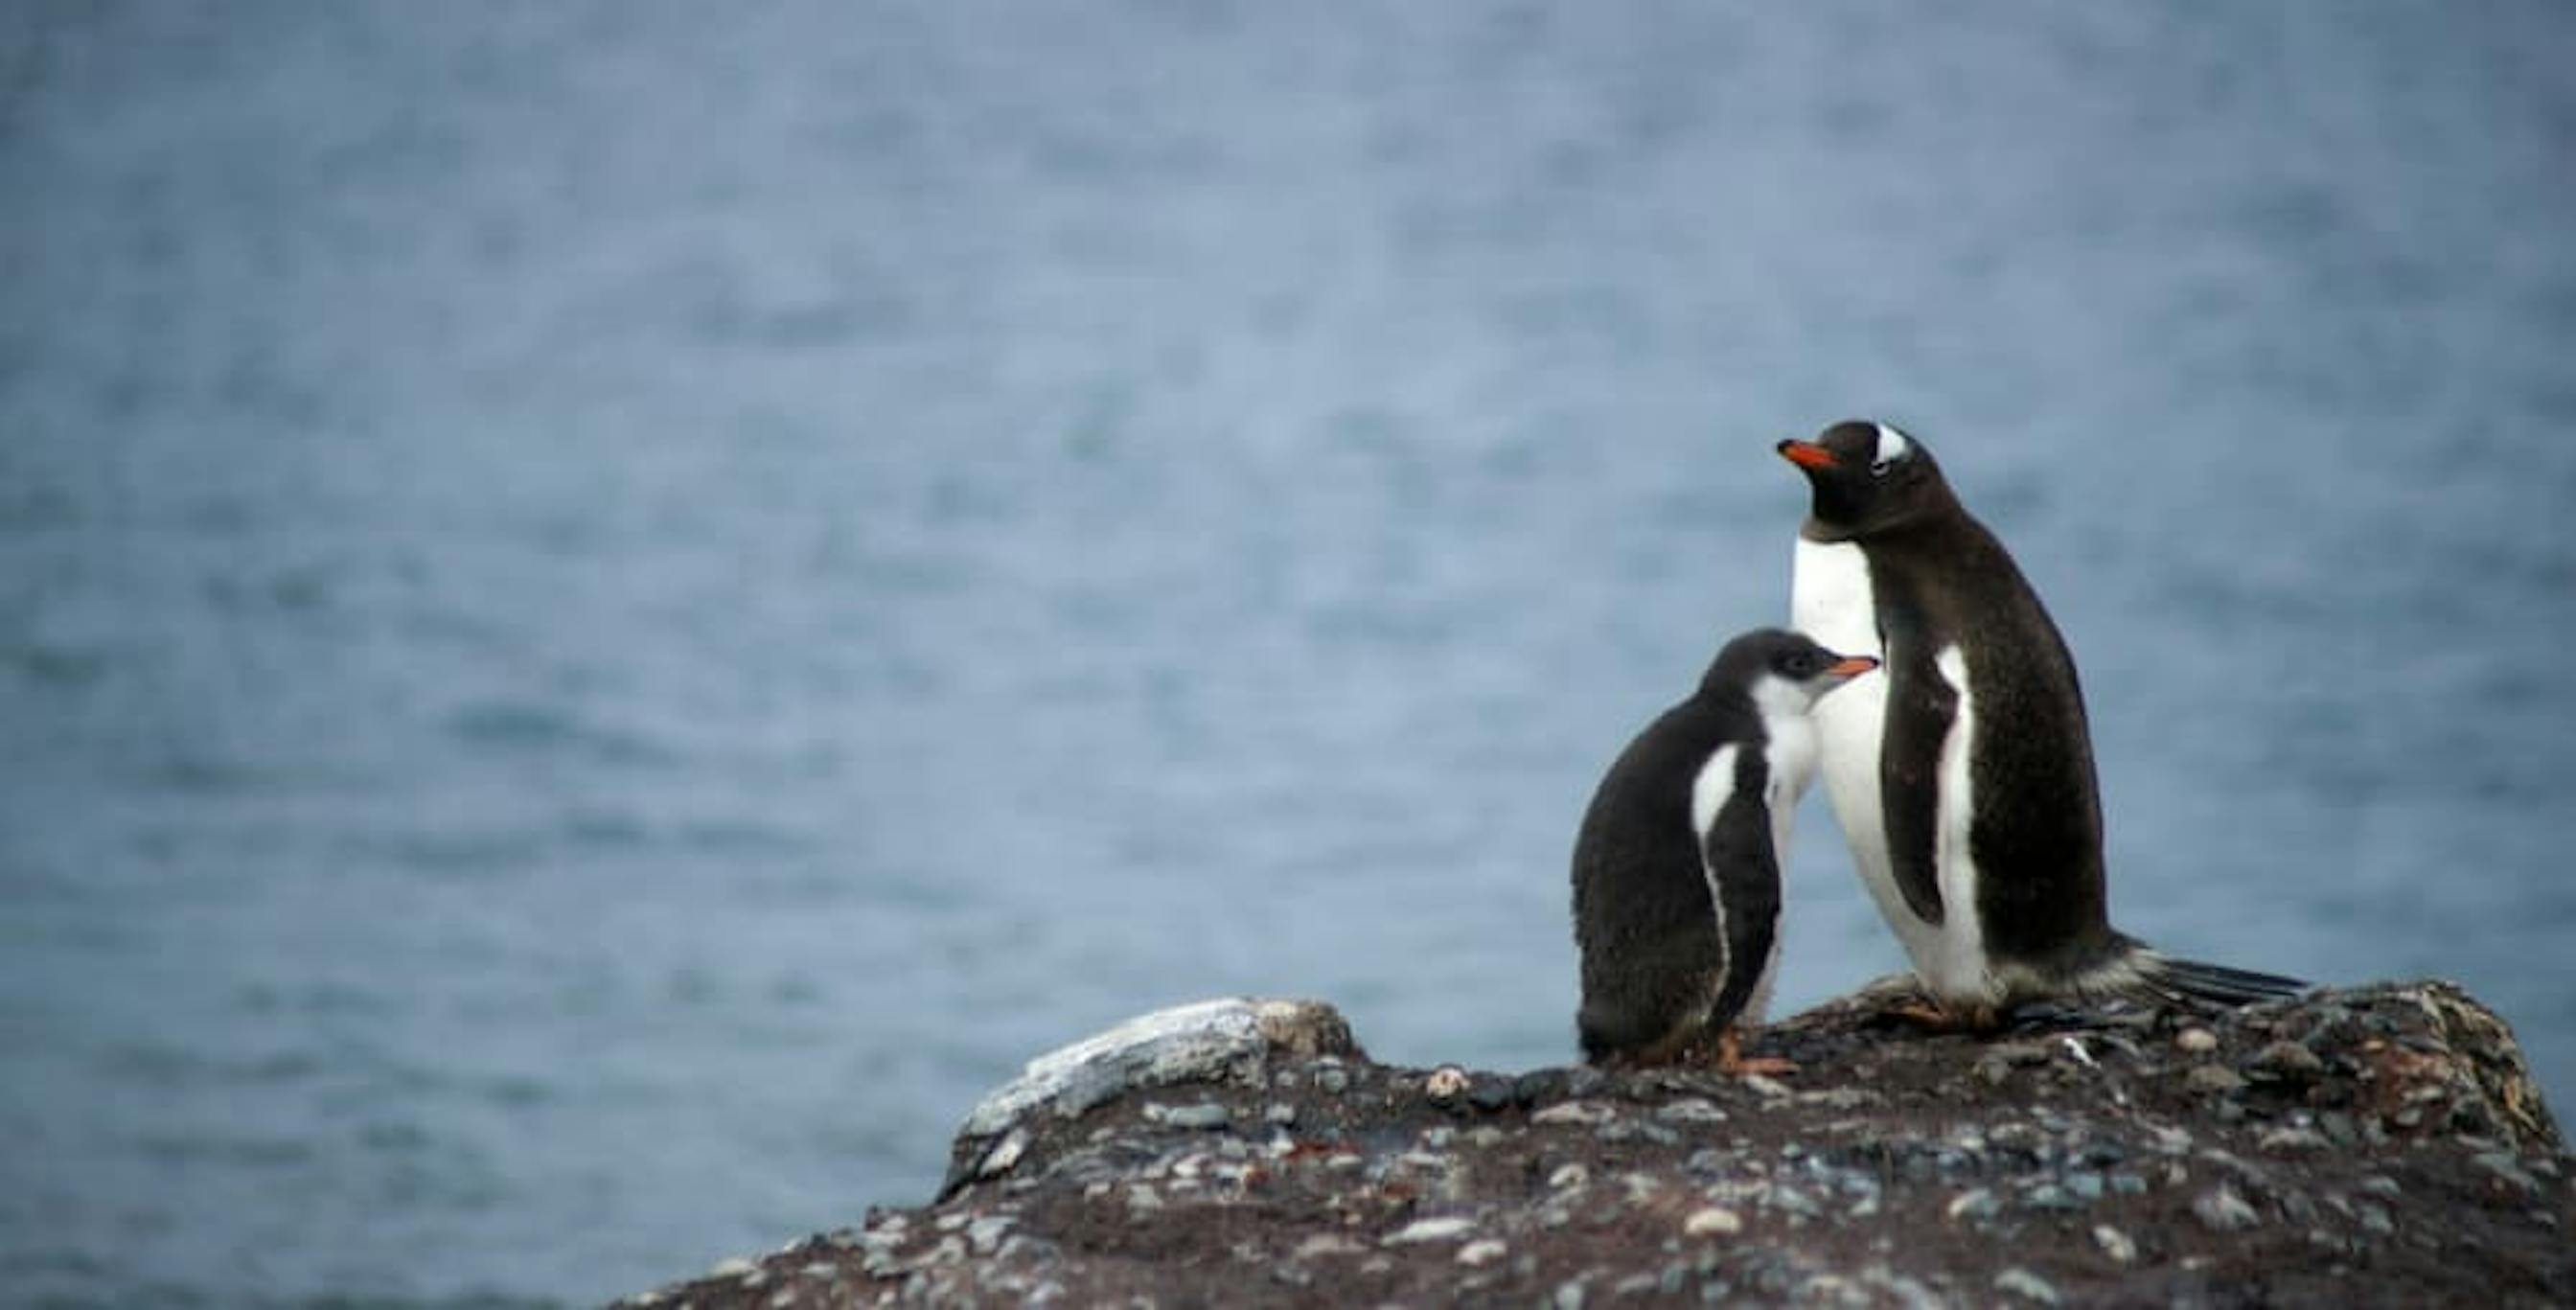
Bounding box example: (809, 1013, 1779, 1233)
(614, 980, 2571, 1308)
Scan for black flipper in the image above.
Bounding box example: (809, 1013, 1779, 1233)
(1700, 774, 1782, 1029)
(1877, 640, 1955, 926)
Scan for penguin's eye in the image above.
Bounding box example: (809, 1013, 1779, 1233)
(1868, 457, 1896, 478)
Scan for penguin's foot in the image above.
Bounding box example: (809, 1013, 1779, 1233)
(1714, 1027, 1797, 1078)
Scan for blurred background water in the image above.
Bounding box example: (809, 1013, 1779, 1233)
(4, 3, 2572, 1304)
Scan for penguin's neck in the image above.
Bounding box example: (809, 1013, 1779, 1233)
(1738, 675, 1820, 796)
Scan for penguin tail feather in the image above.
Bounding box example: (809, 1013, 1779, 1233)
(2135, 954, 2310, 1007)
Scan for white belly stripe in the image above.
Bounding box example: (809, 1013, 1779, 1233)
(1929, 643, 1994, 1002)
(1690, 744, 1741, 1009)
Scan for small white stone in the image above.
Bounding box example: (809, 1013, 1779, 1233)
(1424, 1065, 1470, 1098)
(1945, 1187, 1998, 1222)
(974, 1126, 1028, 1179)
(2092, 1224, 2137, 1264)
(1292, 1233, 1364, 1259)
(1683, 1207, 1743, 1236)
(2194, 1185, 2261, 1232)
(1547, 1162, 1590, 1191)
(1531, 1099, 1614, 1126)
(1994, 1266, 2060, 1305)
(2175, 1027, 2220, 1054)
(1457, 1238, 1508, 1267)
(1383, 1215, 1475, 1245)
(1654, 1097, 1727, 1124)
(709, 1257, 758, 1278)
(1740, 1073, 1794, 1099)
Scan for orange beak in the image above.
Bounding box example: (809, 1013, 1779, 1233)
(1828, 655, 1880, 678)
(1777, 440, 1838, 471)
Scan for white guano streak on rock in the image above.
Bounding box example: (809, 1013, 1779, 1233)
(958, 998, 1344, 1138)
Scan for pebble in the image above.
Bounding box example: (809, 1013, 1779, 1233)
(1945, 1188, 2000, 1223)
(1741, 1074, 1794, 1100)
(1423, 1065, 1470, 1100)
(2175, 1027, 2220, 1055)
(2258, 1125, 2330, 1153)
(2092, 1224, 2137, 1263)
(1532, 1100, 1615, 1127)
(1292, 1234, 1364, 1259)
(1315, 1067, 1349, 1094)
(1383, 1215, 1475, 1245)
(966, 1215, 1015, 1255)
(710, 1257, 759, 1278)
(1767, 1184, 1821, 1218)
(1263, 1102, 1296, 1126)
(2472, 1152, 2542, 1194)
(2184, 1064, 2247, 1094)
(1797, 1087, 1876, 1111)
(1656, 1098, 1728, 1125)
(2248, 1039, 2325, 1080)
(1145, 1101, 1233, 1131)
(973, 1126, 1030, 1181)
(2193, 1185, 2261, 1232)
(1552, 1276, 1589, 1310)
(1994, 1267, 2061, 1306)
(1457, 1238, 1507, 1267)
(1683, 1207, 1744, 1236)
(1549, 1163, 1590, 1190)
(1598, 1118, 1682, 1147)
(2021, 1183, 2079, 1212)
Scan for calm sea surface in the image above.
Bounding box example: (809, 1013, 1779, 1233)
(5, 4, 2572, 1304)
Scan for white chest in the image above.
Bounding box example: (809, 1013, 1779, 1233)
(1789, 538, 1881, 661)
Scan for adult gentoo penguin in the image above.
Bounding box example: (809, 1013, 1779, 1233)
(1573, 628, 1879, 1069)
(1777, 419, 2302, 1023)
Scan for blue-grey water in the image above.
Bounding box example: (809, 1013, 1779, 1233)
(5, 4, 2572, 1305)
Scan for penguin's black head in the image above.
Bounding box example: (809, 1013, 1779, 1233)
(1776, 419, 1953, 539)
(1703, 627, 1879, 711)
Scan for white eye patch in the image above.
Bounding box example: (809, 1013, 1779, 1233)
(1873, 423, 1911, 465)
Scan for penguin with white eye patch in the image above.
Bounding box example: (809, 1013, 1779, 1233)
(1572, 628, 1879, 1069)
(1778, 419, 2304, 1024)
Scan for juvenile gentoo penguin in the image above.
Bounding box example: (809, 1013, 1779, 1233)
(1778, 420, 2303, 1023)
(1573, 628, 1879, 1069)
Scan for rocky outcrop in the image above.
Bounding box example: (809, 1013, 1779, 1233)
(616, 980, 2571, 1308)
